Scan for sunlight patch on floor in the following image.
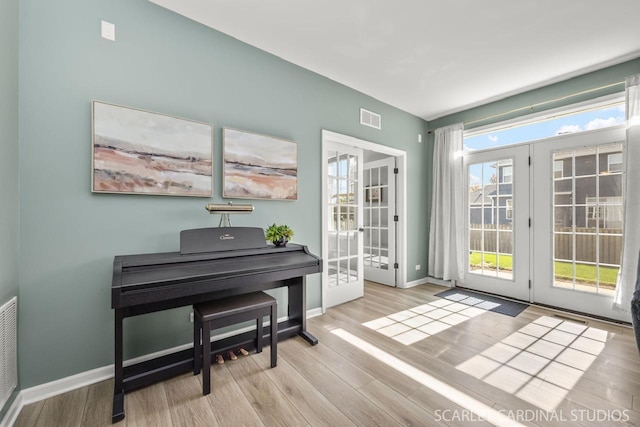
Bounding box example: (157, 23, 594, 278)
(331, 327, 525, 427)
(456, 316, 608, 411)
(362, 296, 490, 345)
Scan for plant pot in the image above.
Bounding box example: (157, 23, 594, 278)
(273, 238, 288, 247)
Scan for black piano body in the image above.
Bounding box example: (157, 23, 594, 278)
(111, 227, 322, 422)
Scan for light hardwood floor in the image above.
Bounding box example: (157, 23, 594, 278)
(13, 282, 640, 426)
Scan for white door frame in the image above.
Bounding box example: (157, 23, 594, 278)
(321, 130, 407, 313)
(531, 126, 629, 322)
(462, 144, 531, 302)
(363, 157, 397, 287)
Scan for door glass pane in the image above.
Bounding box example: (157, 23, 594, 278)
(380, 249, 389, 270)
(371, 229, 379, 247)
(328, 232, 338, 259)
(328, 155, 337, 177)
(380, 188, 388, 207)
(348, 207, 356, 230)
(349, 232, 358, 256)
(574, 147, 597, 176)
(328, 261, 338, 287)
(380, 208, 388, 227)
(349, 258, 358, 280)
(370, 249, 379, 268)
(468, 159, 513, 280)
(380, 166, 388, 185)
(552, 143, 623, 295)
(372, 209, 379, 227)
(339, 235, 348, 257)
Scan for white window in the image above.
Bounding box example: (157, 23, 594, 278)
(464, 94, 625, 151)
(553, 160, 564, 179)
(501, 166, 513, 183)
(505, 198, 513, 220)
(608, 153, 623, 172)
(585, 196, 623, 229)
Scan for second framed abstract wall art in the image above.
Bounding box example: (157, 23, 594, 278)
(223, 128, 298, 200)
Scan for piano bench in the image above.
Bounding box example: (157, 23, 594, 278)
(193, 291, 277, 396)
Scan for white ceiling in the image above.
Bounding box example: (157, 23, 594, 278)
(149, 0, 640, 121)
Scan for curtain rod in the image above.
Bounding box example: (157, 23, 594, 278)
(427, 80, 625, 134)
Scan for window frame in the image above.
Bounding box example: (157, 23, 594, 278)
(464, 93, 625, 149)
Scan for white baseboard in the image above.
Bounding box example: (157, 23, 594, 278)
(306, 307, 322, 319)
(426, 277, 453, 287)
(0, 394, 22, 427)
(404, 277, 431, 288)
(2, 309, 321, 426)
(404, 276, 453, 289)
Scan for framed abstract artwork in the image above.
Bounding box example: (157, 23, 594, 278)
(223, 127, 298, 200)
(91, 101, 213, 197)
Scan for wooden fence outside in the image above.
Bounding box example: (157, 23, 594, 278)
(469, 224, 513, 254)
(469, 225, 622, 265)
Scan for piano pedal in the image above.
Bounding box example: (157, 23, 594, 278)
(238, 347, 249, 356)
(227, 350, 238, 361)
(216, 354, 224, 365)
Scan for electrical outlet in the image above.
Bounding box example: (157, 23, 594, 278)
(415, 264, 421, 270)
(189, 312, 194, 323)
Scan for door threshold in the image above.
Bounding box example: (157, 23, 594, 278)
(530, 302, 632, 327)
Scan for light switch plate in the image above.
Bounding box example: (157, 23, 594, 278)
(101, 20, 115, 41)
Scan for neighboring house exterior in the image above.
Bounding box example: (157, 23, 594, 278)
(469, 147, 623, 229)
(469, 161, 513, 226)
(553, 146, 623, 229)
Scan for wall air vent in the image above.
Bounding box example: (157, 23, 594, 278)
(360, 108, 381, 130)
(0, 297, 17, 410)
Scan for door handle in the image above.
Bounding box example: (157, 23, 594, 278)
(358, 228, 365, 232)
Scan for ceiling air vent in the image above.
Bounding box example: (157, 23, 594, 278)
(360, 108, 381, 130)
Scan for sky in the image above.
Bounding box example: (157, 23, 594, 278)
(464, 105, 625, 152)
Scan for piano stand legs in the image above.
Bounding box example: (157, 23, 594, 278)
(298, 330, 318, 346)
(112, 391, 125, 423)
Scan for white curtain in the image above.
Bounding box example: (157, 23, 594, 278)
(429, 123, 465, 282)
(614, 74, 640, 313)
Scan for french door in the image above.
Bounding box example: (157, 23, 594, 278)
(363, 157, 396, 286)
(532, 126, 628, 321)
(463, 144, 531, 301)
(323, 141, 364, 308)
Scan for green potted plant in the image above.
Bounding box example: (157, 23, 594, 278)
(265, 223, 294, 247)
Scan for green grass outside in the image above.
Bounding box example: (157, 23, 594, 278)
(469, 252, 618, 286)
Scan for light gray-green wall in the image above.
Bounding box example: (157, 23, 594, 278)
(0, 0, 20, 417)
(0, 0, 19, 305)
(17, 0, 428, 388)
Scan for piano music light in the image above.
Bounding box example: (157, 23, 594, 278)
(205, 202, 254, 227)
